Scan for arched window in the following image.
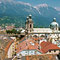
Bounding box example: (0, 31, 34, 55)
(30, 24, 32, 28)
(56, 24, 57, 30)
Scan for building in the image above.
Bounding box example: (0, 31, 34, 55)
(0, 35, 14, 59)
(25, 15, 59, 34)
(22, 54, 58, 60)
(25, 15, 33, 33)
(16, 37, 60, 57)
(5, 26, 15, 30)
(25, 15, 60, 43)
(17, 39, 42, 56)
(40, 41, 60, 54)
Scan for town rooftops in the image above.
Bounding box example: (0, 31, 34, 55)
(40, 41, 60, 53)
(0, 35, 14, 59)
(12, 54, 58, 60)
(6, 26, 14, 30)
(17, 38, 60, 54)
(25, 54, 57, 60)
(17, 39, 40, 53)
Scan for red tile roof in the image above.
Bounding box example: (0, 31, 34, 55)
(25, 54, 57, 60)
(5, 40, 14, 53)
(1, 39, 14, 60)
(17, 38, 60, 54)
(6, 26, 14, 30)
(40, 41, 60, 53)
(17, 39, 40, 53)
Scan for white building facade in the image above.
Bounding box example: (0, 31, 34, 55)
(25, 15, 60, 43)
(17, 50, 41, 56)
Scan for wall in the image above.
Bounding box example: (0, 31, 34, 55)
(47, 50, 60, 54)
(17, 50, 41, 56)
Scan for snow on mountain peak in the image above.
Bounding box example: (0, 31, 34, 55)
(54, 7, 60, 11)
(34, 4, 48, 11)
(34, 4, 48, 15)
(36, 4, 48, 8)
(17, 1, 31, 6)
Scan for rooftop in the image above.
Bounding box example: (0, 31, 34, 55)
(40, 41, 60, 53)
(17, 38, 60, 54)
(17, 39, 39, 53)
(0, 35, 14, 59)
(23, 54, 57, 60)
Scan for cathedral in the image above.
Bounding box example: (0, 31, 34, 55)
(25, 15, 60, 43)
(25, 15, 59, 34)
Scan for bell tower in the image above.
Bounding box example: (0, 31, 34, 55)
(25, 15, 33, 33)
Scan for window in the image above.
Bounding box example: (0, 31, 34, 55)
(54, 50, 56, 52)
(31, 51, 33, 53)
(30, 30, 31, 32)
(49, 50, 51, 52)
(30, 24, 32, 28)
(25, 51, 27, 53)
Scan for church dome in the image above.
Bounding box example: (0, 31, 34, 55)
(50, 18, 59, 30)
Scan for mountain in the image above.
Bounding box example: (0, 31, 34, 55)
(34, 4, 60, 27)
(0, 1, 60, 27)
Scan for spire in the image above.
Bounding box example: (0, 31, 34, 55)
(26, 16, 29, 23)
(53, 18, 56, 22)
(27, 16, 29, 20)
(28, 14, 33, 23)
(29, 14, 32, 19)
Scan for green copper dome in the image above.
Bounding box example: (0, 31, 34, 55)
(50, 18, 59, 28)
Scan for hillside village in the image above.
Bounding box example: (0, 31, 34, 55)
(0, 15, 60, 60)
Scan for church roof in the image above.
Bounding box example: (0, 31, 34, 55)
(33, 28, 52, 33)
(50, 18, 59, 28)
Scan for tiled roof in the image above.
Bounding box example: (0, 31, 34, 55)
(40, 41, 60, 53)
(17, 39, 40, 53)
(0, 35, 14, 59)
(6, 26, 14, 30)
(25, 54, 57, 60)
(5, 40, 14, 52)
(17, 38, 60, 54)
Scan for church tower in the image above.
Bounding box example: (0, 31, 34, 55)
(25, 15, 33, 33)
